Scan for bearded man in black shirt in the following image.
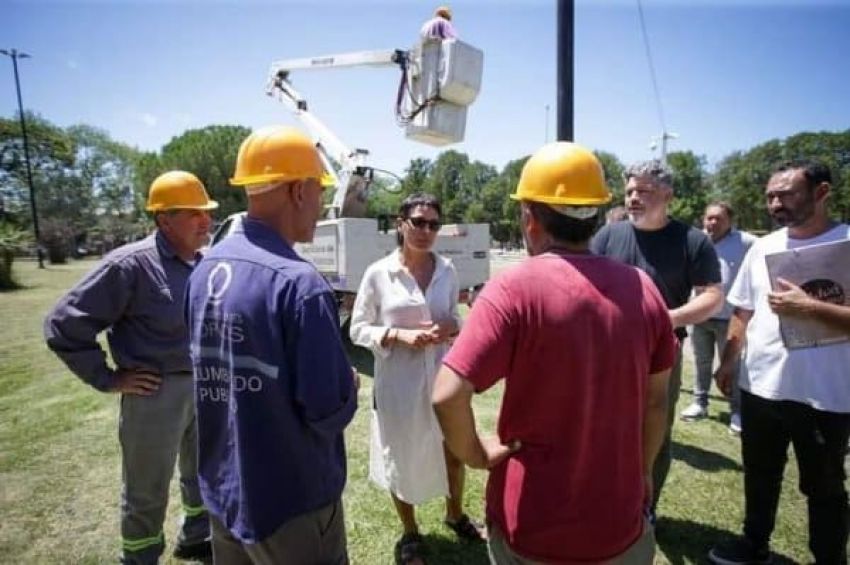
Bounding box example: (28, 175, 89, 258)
(591, 159, 723, 518)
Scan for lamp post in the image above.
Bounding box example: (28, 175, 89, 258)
(1, 48, 44, 268)
(556, 0, 574, 142)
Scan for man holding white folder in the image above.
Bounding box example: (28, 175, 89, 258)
(709, 160, 850, 565)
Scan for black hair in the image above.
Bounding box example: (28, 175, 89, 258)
(526, 202, 600, 244)
(396, 193, 442, 246)
(771, 159, 832, 190)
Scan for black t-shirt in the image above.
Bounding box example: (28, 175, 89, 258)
(591, 219, 721, 336)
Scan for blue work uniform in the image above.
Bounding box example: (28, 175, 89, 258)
(44, 231, 209, 565)
(186, 217, 357, 545)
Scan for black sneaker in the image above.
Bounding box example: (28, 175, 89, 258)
(173, 540, 212, 562)
(708, 537, 771, 565)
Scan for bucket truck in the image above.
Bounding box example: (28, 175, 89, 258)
(213, 36, 489, 322)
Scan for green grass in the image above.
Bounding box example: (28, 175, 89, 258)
(0, 259, 816, 564)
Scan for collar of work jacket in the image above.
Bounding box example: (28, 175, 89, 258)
(155, 229, 203, 265)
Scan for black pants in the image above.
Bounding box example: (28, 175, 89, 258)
(741, 390, 850, 564)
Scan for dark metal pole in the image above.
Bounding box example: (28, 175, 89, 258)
(6, 49, 43, 268)
(556, 0, 574, 141)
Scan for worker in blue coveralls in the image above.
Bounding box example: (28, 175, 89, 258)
(185, 125, 358, 564)
(44, 171, 217, 564)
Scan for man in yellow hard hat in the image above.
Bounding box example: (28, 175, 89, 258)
(421, 5, 457, 40)
(433, 142, 675, 564)
(185, 126, 357, 564)
(45, 171, 218, 564)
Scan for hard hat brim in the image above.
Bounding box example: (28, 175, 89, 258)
(146, 200, 219, 212)
(509, 193, 612, 206)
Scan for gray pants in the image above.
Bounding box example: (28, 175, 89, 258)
(691, 319, 740, 415)
(210, 499, 348, 565)
(119, 373, 209, 564)
(487, 519, 655, 564)
(651, 344, 682, 513)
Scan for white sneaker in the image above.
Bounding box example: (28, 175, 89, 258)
(729, 413, 742, 435)
(680, 402, 708, 421)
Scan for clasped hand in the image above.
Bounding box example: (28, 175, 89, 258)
(396, 320, 456, 349)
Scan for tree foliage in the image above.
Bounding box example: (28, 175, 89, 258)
(3, 111, 847, 256)
(0, 112, 76, 222)
(666, 150, 710, 226)
(712, 129, 850, 231)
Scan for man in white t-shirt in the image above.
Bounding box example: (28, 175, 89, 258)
(708, 160, 850, 565)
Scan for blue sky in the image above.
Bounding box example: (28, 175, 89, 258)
(3, 0, 849, 176)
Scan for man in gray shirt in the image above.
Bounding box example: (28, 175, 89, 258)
(680, 202, 756, 434)
(44, 171, 218, 565)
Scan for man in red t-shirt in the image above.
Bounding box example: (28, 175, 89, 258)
(433, 142, 675, 564)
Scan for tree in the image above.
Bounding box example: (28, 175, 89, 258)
(67, 125, 141, 217)
(0, 221, 30, 290)
(64, 125, 146, 255)
(666, 150, 710, 226)
(0, 112, 76, 227)
(712, 130, 850, 232)
(594, 150, 625, 203)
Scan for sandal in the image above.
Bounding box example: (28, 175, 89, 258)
(395, 532, 426, 565)
(444, 514, 485, 542)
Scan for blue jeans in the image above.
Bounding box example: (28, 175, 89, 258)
(691, 318, 740, 415)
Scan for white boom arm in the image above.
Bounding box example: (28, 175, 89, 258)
(266, 49, 408, 218)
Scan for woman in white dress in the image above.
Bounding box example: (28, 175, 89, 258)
(350, 193, 482, 564)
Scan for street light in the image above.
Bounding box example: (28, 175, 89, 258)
(1, 48, 44, 268)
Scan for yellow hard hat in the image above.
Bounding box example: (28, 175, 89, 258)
(145, 171, 219, 212)
(511, 142, 612, 206)
(230, 126, 326, 187)
(435, 6, 452, 20)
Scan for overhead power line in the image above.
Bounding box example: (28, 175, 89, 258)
(636, 0, 667, 134)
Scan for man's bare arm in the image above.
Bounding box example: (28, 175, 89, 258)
(432, 365, 517, 469)
(714, 307, 753, 397)
(670, 283, 723, 328)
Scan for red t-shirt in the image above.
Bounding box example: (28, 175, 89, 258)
(443, 252, 675, 563)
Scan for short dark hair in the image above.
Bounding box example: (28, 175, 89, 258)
(397, 192, 442, 246)
(705, 201, 734, 220)
(152, 209, 180, 229)
(771, 159, 832, 190)
(526, 202, 599, 244)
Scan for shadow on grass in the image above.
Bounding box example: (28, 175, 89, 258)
(418, 534, 489, 565)
(672, 441, 742, 473)
(656, 517, 800, 565)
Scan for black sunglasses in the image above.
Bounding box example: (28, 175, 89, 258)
(406, 217, 441, 232)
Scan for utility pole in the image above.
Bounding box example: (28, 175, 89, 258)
(1, 48, 44, 268)
(649, 131, 679, 165)
(556, 0, 574, 141)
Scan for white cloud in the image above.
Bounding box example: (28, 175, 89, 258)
(139, 113, 158, 127)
